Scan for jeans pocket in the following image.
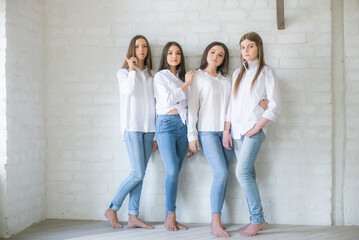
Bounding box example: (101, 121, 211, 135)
(159, 117, 173, 126)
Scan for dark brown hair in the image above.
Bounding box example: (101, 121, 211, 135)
(233, 32, 265, 96)
(122, 35, 153, 77)
(158, 42, 186, 82)
(199, 42, 229, 76)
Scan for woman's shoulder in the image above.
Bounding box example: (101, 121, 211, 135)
(220, 74, 231, 82)
(154, 69, 171, 82)
(232, 67, 241, 79)
(261, 65, 276, 76)
(117, 68, 130, 77)
(149, 69, 156, 76)
(194, 69, 206, 78)
(154, 69, 169, 76)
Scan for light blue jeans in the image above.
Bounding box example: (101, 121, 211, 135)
(199, 131, 233, 214)
(109, 131, 154, 216)
(156, 114, 188, 216)
(233, 129, 265, 224)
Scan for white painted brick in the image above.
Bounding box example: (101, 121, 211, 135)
(158, 11, 185, 23)
(2, 0, 46, 237)
(191, 22, 220, 33)
(277, 34, 306, 44)
(84, 26, 111, 35)
(279, 58, 311, 68)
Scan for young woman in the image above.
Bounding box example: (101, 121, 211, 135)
(187, 42, 232, 238)
(153, 41, 195, 231)
(105, 35, 157, 229)
(223, 32, 282, 237)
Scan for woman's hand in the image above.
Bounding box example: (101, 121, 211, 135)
(125, 55, 137, 71)
(244, 118, 269, 138)
(189, 140, 200, 153)
(185, 70, 196, 85)
(244, 124, 261, 138)
(152, 140, 158, 152)
(258, 99, 268, 110)
(222, 130, 233, 150)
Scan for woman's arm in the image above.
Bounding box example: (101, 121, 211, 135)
(223, 121, 233, 150)
(154, 74, 187, 105)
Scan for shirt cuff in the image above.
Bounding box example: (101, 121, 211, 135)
(187, 133, 198, 142)
(262, 111, 277, 122)
(224, 114, 231, 122)
(127, 70, 136, 79)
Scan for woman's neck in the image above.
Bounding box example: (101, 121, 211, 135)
(169, 66, 177, 76)
(204, 65, 218, 77)
(246, 58, 258, 69)
(137, 60, 145, 71)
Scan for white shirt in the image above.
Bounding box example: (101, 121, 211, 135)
(187, 70, 232, 142)
(117, 66, 156, 134)
(226, 60, 282, 139)
(153, 69, 188, 124)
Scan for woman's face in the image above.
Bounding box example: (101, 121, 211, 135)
(135, 38, 148, 61)
(206, 45, 225, 68)
(240, 39, 258, 64)
(166, 45, 181, 67)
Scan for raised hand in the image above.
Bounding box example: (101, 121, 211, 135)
(125, 55, 138, 71)
(185, 70, 196, 85)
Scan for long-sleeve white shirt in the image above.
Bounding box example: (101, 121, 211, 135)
(226, 60, 282, 139)
(187, 70, 232, 142)
(117, 66, 156, 134)
(153, 69, 188, 124)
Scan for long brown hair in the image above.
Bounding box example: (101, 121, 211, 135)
(233, 32, 265, 96)
(122, 35, 153, 77)
(199, 42, 229, 76)
(158, 42, 186, 82)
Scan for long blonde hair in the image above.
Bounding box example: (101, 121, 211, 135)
(233, 32, 265, 96)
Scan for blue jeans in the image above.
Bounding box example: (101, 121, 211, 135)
(199, 131, 233, 214)
(109, 131, 154, 215)
(156, 114, 188, 216)
(233, 129, 265, 224)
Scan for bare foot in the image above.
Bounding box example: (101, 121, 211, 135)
(128, 215, 154, 229)
(211, 223, 229, 238)
(165, 215, 178, 231)
(165, 211, 188, 231)
(105, 208, 123, 229)
(238, 223, 250, 233)
(239, 222, 266, 237)
(176, 222, 188, 230)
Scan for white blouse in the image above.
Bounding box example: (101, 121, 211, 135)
(226, 60, 282, 139)
(187, 70, 232, 142)
(117, 66, 156, 134)
(153, 69, 188, 124)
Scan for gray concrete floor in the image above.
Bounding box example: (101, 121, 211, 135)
(1, 219, 359, 240)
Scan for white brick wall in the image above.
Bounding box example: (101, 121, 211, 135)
(0, 0, 7, 237)
(2, 0, 46, 237)
(344, 0, 359, 226)
(45, 0, 335, 226)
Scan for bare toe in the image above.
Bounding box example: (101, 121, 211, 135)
(105, 208, 123, 229)
(128, 216, 154, 229)
(176, 222, 188, 230)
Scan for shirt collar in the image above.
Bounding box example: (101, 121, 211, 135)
(243, 59, 259, 72)
(198, 69, 223, 80)
(162, 69, 179, 78)
(135, 66, 147, 72)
